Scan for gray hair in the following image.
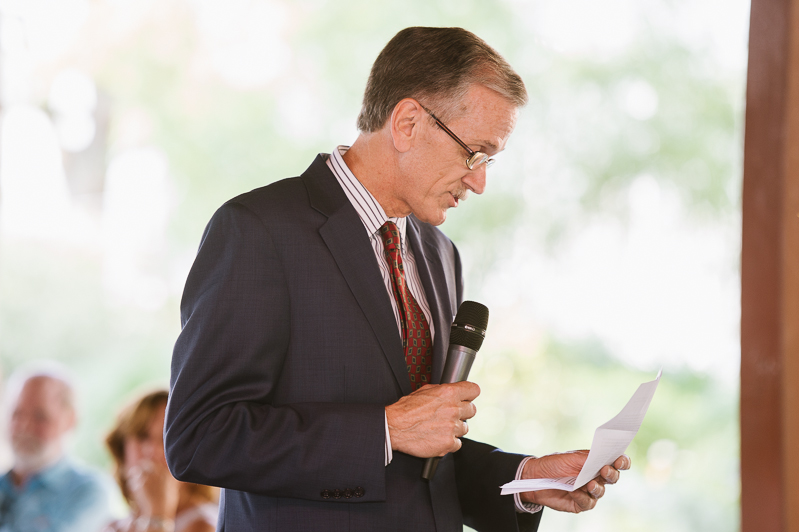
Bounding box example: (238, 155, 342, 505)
(5, 361, 76, 412)
(357, 27, 528, 132)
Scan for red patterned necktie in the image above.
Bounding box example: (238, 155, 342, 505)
(379, 221, 432, 391)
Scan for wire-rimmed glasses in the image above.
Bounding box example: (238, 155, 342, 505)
(422, 106, 495, 170)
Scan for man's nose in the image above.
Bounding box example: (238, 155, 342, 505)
(462, 165, 487, 195)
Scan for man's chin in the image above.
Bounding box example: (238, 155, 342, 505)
(415, 210, 447, 226)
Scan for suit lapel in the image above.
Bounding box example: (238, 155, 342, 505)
(405, 216, 453, 385)
(302, 156, 413, 396)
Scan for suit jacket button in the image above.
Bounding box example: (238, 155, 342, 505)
(333, 489, 342, 499)
(354, 487, 365, 498)
(321, 490, 331, 499)
(344, 489, 353, 499)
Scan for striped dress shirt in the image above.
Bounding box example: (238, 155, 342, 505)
(326, 146, 435, 342)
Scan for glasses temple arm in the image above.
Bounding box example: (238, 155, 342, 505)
(424, 109, 476, 156)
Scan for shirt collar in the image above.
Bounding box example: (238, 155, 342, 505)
(327, 146, 407, 252)
(33, 458, 70, 489)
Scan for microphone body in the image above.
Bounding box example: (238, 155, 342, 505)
(439, 344, 478, 384)
(421, 301, 488, 481)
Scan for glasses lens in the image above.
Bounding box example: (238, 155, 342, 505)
(466, 152, 490, 170)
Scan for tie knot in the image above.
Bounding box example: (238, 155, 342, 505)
(379, 221, 400, 252)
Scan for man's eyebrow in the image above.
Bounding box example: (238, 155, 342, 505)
(475, 140, 499, 152)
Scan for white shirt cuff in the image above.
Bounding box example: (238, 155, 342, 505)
(514, 456, 543, 514)
(385, 412, 393, 466)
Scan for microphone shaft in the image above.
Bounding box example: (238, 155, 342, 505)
(440, 344, 477, 383)
(421, 345, 478, 480)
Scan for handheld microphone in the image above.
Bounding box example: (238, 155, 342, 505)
(421, 300, 489, 480)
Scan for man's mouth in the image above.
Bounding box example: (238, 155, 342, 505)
(452, 189, 469, 202)
(11, 435, 44, 454)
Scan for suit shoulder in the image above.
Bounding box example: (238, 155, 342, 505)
(202, 177, 316, 233)
(226, 176, 308, 213)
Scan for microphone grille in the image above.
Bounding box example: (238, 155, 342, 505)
(449, 301, 489, 351)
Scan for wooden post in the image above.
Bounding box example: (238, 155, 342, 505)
(741, 0, 799, 530)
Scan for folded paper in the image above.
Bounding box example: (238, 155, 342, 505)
(501, 369, 662, 495)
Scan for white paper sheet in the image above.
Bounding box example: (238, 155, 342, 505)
(500, 369, 662, 495)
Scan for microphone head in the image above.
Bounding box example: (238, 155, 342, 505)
(450, 301, 489, 351)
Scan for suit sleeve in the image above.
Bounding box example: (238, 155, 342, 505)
(455, 439, 542, 532)
(164, 201, 387, 501)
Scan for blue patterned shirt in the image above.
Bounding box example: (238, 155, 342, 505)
(0, 458, 111, 532)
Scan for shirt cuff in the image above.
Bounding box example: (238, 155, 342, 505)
(514, 456, 543, 514)
(385, 411, 393, 466)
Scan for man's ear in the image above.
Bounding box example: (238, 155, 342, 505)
(389, 98, 424, 153)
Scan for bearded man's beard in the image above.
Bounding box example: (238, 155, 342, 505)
(11, 434, 54, 471)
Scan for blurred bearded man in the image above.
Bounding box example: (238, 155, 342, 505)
(0, 368, 110, 532)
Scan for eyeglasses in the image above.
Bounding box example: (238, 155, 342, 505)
(422, 106, 495, 170)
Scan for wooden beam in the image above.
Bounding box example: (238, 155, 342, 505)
(741, 0, 799, 530)
(781, 0, 799, 527)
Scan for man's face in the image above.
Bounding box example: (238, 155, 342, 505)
(397, 84, 518, 226)
(9, 377, 74, 466)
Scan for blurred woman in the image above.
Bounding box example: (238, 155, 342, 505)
(104, 390, 217, 532)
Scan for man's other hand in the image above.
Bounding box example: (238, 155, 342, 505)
(520, 451, 631, 513)
(385, 381, 480, 458)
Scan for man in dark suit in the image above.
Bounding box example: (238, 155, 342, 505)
(165, 27, 629, 532)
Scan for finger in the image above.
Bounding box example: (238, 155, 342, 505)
(448, 436, 463, 454)
(614, 454, 631, 470)
(458, 400, 477, 421)
(584, 479, 605, 499)
(127, 466, 142, 480)
(450, 381, 481, 401)
(570, 488, 598, 512)
(461, 419, 469, 436)
(599, 465, 620, 484)
(126, 467, 145, 490)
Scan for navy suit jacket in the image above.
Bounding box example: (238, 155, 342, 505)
(165, 155, 543, 532)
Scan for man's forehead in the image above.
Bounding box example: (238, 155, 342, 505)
(17, 376, 72, 407)
(458, 99, 519, 152)
(23, 376, 64, 392)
